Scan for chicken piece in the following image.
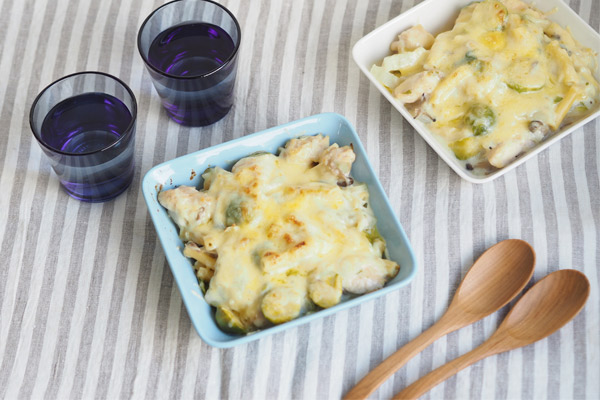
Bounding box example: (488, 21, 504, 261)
(391, 25, 435, 53)
(158, 186, 214, 230)
(231, 152, 279, 189)
(339, 256, 399, 294)
(279, 134, 330, 166)
(393, 71, 441, 103)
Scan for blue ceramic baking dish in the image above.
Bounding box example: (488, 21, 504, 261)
(142, 112, 417, 348)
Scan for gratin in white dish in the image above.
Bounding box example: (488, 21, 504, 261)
(353, 0, 600, 183)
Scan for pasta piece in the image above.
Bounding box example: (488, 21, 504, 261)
(551, 86, 582, 130)
(183, 241, 217, 268)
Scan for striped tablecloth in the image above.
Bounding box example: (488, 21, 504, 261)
(1, 0, 598, 398)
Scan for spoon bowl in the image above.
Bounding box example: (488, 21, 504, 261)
(448, 239, 536, 318)
(344, 239, 535, 399)
(394, 269, 590, 399)
(493, 269, 590, 348)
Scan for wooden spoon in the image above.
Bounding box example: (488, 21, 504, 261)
(394, 269, 590, 399)
(344, 239, 535, 400)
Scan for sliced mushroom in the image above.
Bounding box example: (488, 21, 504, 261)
(528, 120, 550, 139)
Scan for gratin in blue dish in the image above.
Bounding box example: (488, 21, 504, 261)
(142, 113, 417, 348)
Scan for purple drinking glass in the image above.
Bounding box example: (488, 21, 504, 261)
(30, 71, 137, 202)
(137, 0, 241, 127)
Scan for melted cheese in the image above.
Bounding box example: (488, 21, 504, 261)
(158, 135, 399, 332)
(374, 0, 599, 171)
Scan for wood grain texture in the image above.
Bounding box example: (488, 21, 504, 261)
(344, 239, 535, 399)
(393, 270, 590, 399)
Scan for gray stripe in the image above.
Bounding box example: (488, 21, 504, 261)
(417, 148, 440, 380)
(118, 219, 159, 399)
(97, 0, 124, 72)
(0, 0, 20, 178)
(443, 171, 463, 400)
(0, 0, 15, 63)
(591, 0, 600, 31)
(44, 204, 92, 400)
(561, 135, 587, 399)
(168, 303, 192, 399)
(493, 177, 510, 400)
(392, 115, 416, 396)
(538, 138, 562, 400)
(467, 186, 486, 399)
(73, 0, 103, 72)
(309, 0, 334, 117)
(290, 324, 311, 399)
(369, 297, 387, 371)
(68, 203, 115, 398)
(16, 194, 69, 399)
(239, 0, 269, 135)
(316, 315, 335, 398)
(145, 259, 176, 399)
(288, 0, 315, 121)
(516, 167, 536, 400)
(341, 308, 360, 396)
(240, 340, 260, 400)
(265, 335, 284, 400)
(0, 0, 41, 316)
(582, 122, 600, 370)
(94, 130, 145, 398)
(266, 0, 292, 129)
(332, 1, 357, 115)
(218, 348, 235, 400)
(193, 342, 213, 399)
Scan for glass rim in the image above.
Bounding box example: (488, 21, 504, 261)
(29, 71, 138, 157)
(136, 0, 242, 80)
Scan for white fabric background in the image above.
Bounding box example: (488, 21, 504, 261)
(0, 0, 598, 399)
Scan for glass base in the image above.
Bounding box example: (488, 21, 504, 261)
(60, 171, 134, 203)
(163, 103, 232, 127)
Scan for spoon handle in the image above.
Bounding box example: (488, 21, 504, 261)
(344, 318, 456, 399)
(392, 339, 500, 400)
